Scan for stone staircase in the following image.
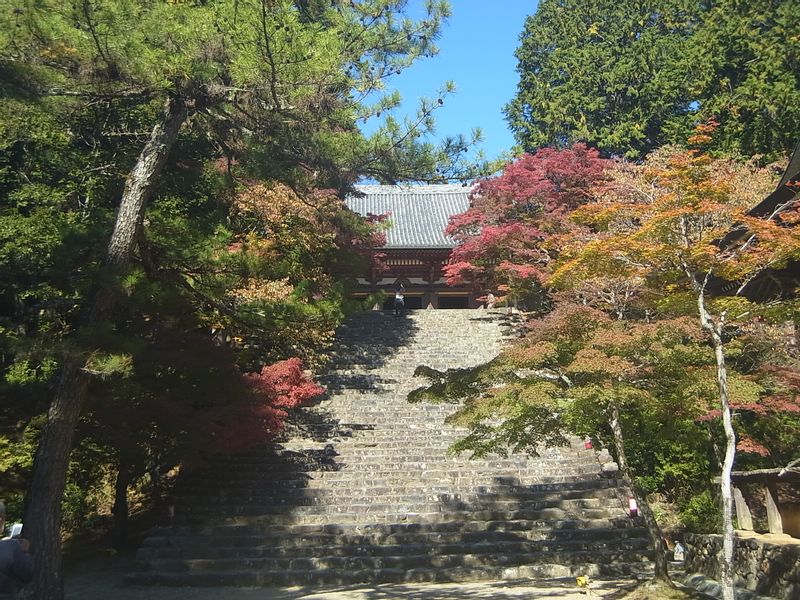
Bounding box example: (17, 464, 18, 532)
(132, 309, 653, 586)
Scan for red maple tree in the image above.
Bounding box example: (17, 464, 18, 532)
(444, 144, 610, 303)
(201, 357, 326, 456)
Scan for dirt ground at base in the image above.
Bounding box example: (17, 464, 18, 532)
(61, 554, 704, 600)
(619, 581, 707, 600)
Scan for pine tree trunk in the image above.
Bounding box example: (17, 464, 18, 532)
(610, 405, 671, 582)
(23, 96, 188, 600)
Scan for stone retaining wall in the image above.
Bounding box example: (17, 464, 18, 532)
(685, 533, 800, 599)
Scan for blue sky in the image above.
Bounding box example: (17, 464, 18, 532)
(378, 1, 539, 162)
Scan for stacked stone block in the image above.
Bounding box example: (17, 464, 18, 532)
(132, 310, 652, 586)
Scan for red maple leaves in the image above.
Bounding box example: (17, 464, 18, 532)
(245, 358, 326, 414)
(202, 358, 325, 456)
(473, 143, 609, 216)
(444, 144, 610, 293)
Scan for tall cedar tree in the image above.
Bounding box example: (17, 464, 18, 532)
(690, 0, 800, 160)
(505, 0, 699, 158)
(506, 0, 800, 160)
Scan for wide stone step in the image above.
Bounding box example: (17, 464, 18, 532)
(174, 487, 622, 503)
(140, 526, 649, 553)
(177, 476, 604, 493)
(322, 460, 591, 472)
(130, 558, 652, 587)
(185, 461, 599, 479)
(174, 506, 623, 526)
(277, 451, 593, 462)
(279, 443, 589, 455)
(139, 548, 653, 575)
(324, 399, 452, 406)
(318, 414, 459, 422)
(138, 535, 651, 560)
(177, 476, 615, 496)
(152, 515, 645, 539)
(316, 466, 600, 478)
(176, 489, 614, 506)
(188, 465, 601, 481)
(176, 477, 605, 495)
(207, 458, 597, 471)
(285, 423, 471, 434)
(197, 453, 596, 468)
(201, 447, 597, 463)
(173, 487, 621, 508)
(173, 497, 612, 518)
(324, 411, 458, 419)
(179, 476, 625, 498)
(333, 457, 595, 467)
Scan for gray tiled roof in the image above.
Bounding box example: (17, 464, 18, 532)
(346, 184, 472, 249)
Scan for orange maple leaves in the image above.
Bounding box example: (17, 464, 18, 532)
(552, 143, 796, 297)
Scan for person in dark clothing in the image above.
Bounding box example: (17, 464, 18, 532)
(0, 502, 33, 598)
(393, 284, 405, 318)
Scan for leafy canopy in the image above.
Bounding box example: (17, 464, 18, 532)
(506, 0, 800, 160)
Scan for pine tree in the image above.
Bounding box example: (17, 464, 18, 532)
(0, 2, 479, 597)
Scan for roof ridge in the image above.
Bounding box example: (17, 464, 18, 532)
(353, 183, 473, 195)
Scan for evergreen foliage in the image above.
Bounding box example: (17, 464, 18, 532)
(690, 0, 800, 159)
(507, 0, 800, 160)
(0, 2, 489, 596)
(506, 0, 700, 158)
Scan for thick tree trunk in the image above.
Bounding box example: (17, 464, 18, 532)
(610, 405, 671, 582)
(105, 98, 185, 265)
(23, 96, 188, 600)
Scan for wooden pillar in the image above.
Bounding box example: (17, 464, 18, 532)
(426, 261, 437, 308)
(732, 486, 753, 531)
(764, 483, 783, 534)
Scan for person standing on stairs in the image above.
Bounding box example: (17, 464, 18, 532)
(394, 284, 405, 318)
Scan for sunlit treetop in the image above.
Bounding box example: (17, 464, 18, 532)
(443, 144, 611, 300)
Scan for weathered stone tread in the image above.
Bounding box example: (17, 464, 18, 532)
(131, 311, 652, 586)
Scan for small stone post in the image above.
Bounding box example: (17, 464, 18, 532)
(764, 484, 783, 534)
(732, 486, 753, 531)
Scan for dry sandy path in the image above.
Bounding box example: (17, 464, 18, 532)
(63, 556, 643, 600)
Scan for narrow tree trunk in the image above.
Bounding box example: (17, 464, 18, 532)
(698, 300, 737, 600)
(684, 266, 738, 600)
(23, 96, 188, 600)
(705, 422, 724, 468)
(787, 319, 797, 357)
(105, 98, 185, 265)
(610, 405, 671, 582)
(112, 460, 131, 549)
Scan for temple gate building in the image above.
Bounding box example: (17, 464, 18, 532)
(345, 184, 481, 309)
